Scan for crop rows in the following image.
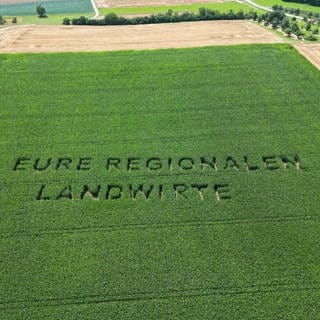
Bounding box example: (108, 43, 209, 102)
(1, 44, 320, 319)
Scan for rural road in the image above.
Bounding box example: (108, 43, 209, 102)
(90, 0, 100, 17)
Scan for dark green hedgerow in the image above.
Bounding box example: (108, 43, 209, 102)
(63, 6, 319, 41)
(65, 8, 258, 26)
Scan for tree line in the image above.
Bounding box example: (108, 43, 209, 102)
(63, 8, 258, 26)
(260, 5, 320, 40)
(63, 6, 320, 41)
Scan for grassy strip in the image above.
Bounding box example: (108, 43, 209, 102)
(1, 2, 261, 25)
(70, 8, 260, 26)
(255, 0, 320, 12)
(99, 2, 264, 15)
(4, 12, 94, 25)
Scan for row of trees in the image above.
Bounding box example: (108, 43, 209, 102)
(257, 6, 318, 40)
(273, 4, 320, 18)
(64, 9, 258, 26)
(36, 5, 47, 18)
(61, 7, 319, 41)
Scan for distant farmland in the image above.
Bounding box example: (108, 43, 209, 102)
(0, 0, 94, 16)
(1, 44, 320, 318)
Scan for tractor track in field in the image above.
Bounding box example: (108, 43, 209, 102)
(0, 283, 320, 310)
(1, 215, 320, 238)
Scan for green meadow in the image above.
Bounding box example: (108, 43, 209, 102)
(11, 12, 93, 25)
(1, 44, 320, 318)
(254, 0, 320, 13)
(99, 1, 263, 15)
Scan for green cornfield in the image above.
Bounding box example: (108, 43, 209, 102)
(1, 44, 320, 319)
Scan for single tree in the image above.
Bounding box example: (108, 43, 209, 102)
(305, 21, 312, 31)
(285, 27, 292, 37)
(281, 17, 290, 30)
(36, 4, 47, 18)
(62, 17, 71, 25)
(291, 22, 303, 38)
(104, 13, 119, 25)
(271, 18, 279, 29)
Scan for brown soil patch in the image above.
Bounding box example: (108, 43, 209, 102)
(294, 43, 320, 70)
(95, 0, 229, 8)
(0, 21, 284, 53)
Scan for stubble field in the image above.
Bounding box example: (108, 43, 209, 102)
(0, 21, 283, 53)
(295, 43, 320, 70)
(1, 43, 320, 318)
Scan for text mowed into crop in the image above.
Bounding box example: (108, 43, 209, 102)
(1, 44, 320, 319)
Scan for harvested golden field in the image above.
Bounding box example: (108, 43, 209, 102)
(0, 21, 284, 53)
(294, 43, 320, 70)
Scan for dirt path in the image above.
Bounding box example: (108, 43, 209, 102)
(0, 21, 284, 53)
(95, 0, 229, 8)
(294, 43, 320, 70)
(90, 0, 100, 17)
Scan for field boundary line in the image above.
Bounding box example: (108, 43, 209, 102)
(0, 282, 319, 310)
(2, 215, 320, 237)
